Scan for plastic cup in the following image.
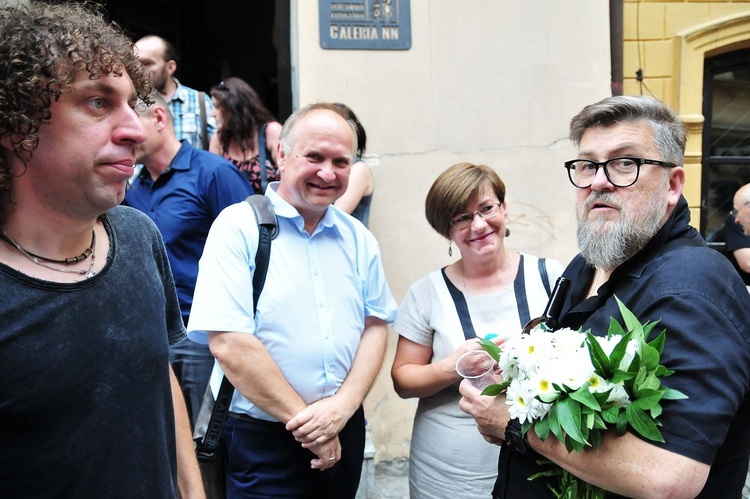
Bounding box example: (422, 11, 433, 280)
(456, 350, 497, 390)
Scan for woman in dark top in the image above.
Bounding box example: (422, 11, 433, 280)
(209, 77, 282, 194)
(333, 103, 374, 227)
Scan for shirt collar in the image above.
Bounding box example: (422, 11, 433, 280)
(266, 182, 337, 234)
(165, 140, 193, 172)
(169, 78, 188, 104)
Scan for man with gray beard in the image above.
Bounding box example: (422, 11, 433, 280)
(460, 95, 750, 498)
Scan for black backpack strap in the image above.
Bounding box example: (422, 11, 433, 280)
(195, 195, 277, 461)
(258, 123, 269, 193)
(198, 91, 208, 150)
(513, 254, 531, 327)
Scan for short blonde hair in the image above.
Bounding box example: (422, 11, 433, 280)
(425, 162, 507, 239)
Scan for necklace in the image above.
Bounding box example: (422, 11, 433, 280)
(588, 268, 610, 297)
(460, 253, 513, 292)
(0, 229, 95, 264)
(1, 229, 98, 277)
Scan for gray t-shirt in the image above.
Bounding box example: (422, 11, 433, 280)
(0, 206, 185, 497)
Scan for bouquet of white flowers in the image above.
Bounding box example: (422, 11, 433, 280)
(478, 297, 687, 498)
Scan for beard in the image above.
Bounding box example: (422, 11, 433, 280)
(150, 67, 168, 93)
(576, 191, 667, 270)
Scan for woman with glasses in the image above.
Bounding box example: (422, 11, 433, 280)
(391, 162, 563, 499)
(209, 77, 282, 193)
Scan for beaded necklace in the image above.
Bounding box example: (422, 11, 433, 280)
(0, 229, 98, 277)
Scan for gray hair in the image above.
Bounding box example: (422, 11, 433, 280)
(279, 102, 358, 156)
(569, 95, 687, 166)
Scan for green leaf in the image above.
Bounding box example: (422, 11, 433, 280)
(610, 369, 634, 384)
(607, 316, 626, 337)
(654, 365, 674, 377)
(626, 404, 664, 442)
(642, 320, 659, 336)
(586, 332, 612, 378)
(616, 409, 629, 435)
(477, 336, 502, 361)
(534, 416, 550, 441)
(608, 332, 633, 371)
(556, 398, 587, 446)
(548, 403, 564, 442)
(590, 428, 602, 449)
(480, 380, 510, 396)
(592, 412, 608, 430)
(537, 392, 561, 404)
(569, 384, 601, 412)
(601, 405, 619, 424)
(583, 410, 595, 431)
(639, 374, 662, 393)
(615, 296, 643, 339)
(633, 388, 662, 410)
(640, 342, 660, 370)
(647, 329, 666, 355)
(632, 366, 648, 396)
(650, 404, 662, 419)
(661, 386, 688, 400)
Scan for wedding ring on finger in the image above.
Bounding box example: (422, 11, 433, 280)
(328, 456, 336, 461)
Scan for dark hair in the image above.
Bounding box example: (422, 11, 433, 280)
(425, 162, 507, 239)
(210, 77, 275, 155)
(0, 2, 152, 214)
(333, 103, 367, 158)
(139, 34, 179, 65)
(569, 95, 686, 166)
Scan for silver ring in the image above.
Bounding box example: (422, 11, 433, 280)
(328, 456, 336, 461)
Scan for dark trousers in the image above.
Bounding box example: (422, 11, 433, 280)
(222, 407, 365, 499)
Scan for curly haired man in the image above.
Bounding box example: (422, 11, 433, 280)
(0, 3, 204, 497)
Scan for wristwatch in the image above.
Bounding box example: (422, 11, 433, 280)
(504, 418, 530, 455)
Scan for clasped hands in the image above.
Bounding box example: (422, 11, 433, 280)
(286, 395, 347, 471)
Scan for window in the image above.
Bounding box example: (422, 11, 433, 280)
(701, 48, 750, 249)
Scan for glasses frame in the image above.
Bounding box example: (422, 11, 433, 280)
(449, 202, 502, 230)
(563, 156, 676, 189)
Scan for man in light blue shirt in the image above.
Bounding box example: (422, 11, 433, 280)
(188, 102, 397, 498)
(135, 35, 215, 149)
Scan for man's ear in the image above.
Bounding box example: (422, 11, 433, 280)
(276, 142, 286, 174)
(667, 166, 686, 208)
(152, 106, 169, 131)
(165, 59, 177, 78)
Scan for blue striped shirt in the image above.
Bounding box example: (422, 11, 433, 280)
(169, 78, 216, 149)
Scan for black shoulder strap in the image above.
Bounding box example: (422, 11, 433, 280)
(196, 195, 277, 461)
(538, 257, 552, 297)
(258, 123, 269, 193)
(198, 91, 208, 150)
(441, 268, 476, 340)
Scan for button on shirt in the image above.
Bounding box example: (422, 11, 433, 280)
(169, 79, 216, 149)
(188, 183, 398, 422)
(123, 141, 254, 316)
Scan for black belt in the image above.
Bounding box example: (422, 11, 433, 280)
(228, 412, 284, 427)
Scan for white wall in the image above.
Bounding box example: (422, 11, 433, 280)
(292, 0, 611, 461)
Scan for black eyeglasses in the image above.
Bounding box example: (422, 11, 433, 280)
(564, 157, 676, 188)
